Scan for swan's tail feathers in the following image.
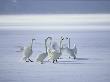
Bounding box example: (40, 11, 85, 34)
(16, 46, 24, 52)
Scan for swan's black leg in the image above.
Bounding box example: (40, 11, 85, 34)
(23, 57, 29, 62)
(53, 60, 55, 63)
(28, 59, 33, 62)
(56, 59, 58, 62)
(41, 61, 43, 64)
(26, 59, 29, 62)
(74, 55, 76, 59)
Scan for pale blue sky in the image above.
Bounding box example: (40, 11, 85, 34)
(0, 0, 110, 14)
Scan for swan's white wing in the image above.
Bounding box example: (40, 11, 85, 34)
(23, 46, 32, 58)
(37, 53, 47, 62)
(48, 49, 61, 60)
(47, 49, 54, 60)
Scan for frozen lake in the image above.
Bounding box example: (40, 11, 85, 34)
(0, 30, 110, 82)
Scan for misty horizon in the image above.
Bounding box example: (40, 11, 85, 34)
(0, 0, 110, 31)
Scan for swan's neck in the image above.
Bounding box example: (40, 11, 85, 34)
(45, 39, 48, 54)
(30, 40, 34, 49)
(60, 40, 63, 54)
(46, 37, 52, 54)
(69, 38, 70, 49)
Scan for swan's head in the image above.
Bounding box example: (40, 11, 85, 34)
(32, 38, 36, 41)
(61, 36, 64, 41)
(66, 37, 68, 40)
(66, 37, 70, 42)
(46, 37, 52, 40)
(46, 37, 52, 47)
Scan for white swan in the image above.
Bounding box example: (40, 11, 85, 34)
(22, 38, 36, 62)
(65, 37, 77, 59)
(48, 37, 64, 63)
(36, 37, 52, 64)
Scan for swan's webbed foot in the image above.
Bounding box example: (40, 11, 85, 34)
(53, 60, 58, 63)
(26, 61, 29, 62)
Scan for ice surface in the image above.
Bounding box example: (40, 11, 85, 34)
(0, 30, 110, 82)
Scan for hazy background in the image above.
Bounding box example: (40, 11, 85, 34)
(0, 0, 110, 14)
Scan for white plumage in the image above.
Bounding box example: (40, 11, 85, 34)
(22, 38, 35, 62)
(36, 52, 47, 64)
(47, 37, 64, 63)
(36, 37, 52, 64)
(48, 49, 61, 63)
(65, 37, 77, 59)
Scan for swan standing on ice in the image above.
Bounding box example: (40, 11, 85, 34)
(48, 37, 64, 63)
(22, 38, 36, 62)
(36, 37, 52, 64)
(65, 37, 77, 59)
